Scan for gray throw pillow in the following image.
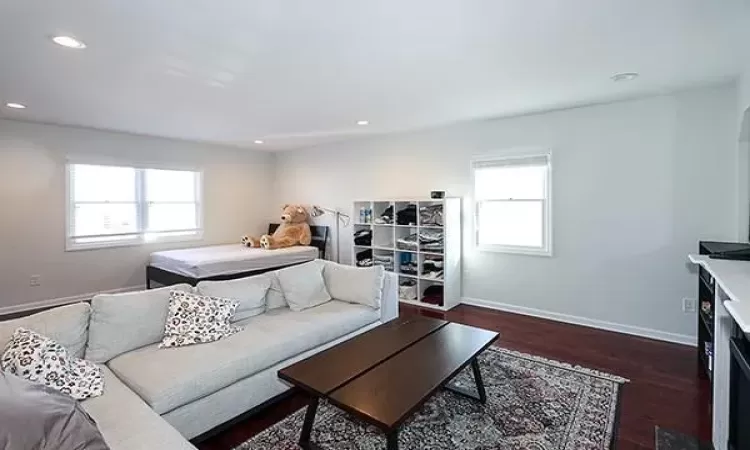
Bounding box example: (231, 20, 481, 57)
(0, 371, 110, 450)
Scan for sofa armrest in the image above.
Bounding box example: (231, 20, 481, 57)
(380, 271, 399, 323)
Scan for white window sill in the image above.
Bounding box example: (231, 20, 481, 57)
(477, 244, 553, 257)
(66, 232, 204, 252)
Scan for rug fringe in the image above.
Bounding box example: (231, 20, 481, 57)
(490, 347, 630, 384)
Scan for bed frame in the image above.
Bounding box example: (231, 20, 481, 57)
(146, 224, 329, 289)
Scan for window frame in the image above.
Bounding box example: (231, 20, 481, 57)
(65, 161, 204, 251)
(471, 148, 553, 257)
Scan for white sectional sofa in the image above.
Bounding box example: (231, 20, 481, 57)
(0, 261, 398, 450)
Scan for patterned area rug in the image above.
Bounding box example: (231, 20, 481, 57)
(236, 347, 628, 450)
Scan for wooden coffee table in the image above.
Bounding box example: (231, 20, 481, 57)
(278, 316, 499, 450)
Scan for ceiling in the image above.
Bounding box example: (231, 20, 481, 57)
(1, 1, 749, 151)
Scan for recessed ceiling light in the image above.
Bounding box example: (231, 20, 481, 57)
(5, 102, 26, 109)
(611, 72, 639, 82)
(254, 140, 264, 144)
(52, 35, 86, 49)
(357, 120, 369, 125)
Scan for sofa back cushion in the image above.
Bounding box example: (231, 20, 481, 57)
(264, 271, 288, 311)
(322, 261, 384, 309)
(196, 275, 270, 322)
(276, 260, 332, 312)
(86, 284, 192, 363)
(0, 303, 90, 359)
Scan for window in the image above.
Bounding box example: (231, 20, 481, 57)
(67, 163, 202, 250)
(472, 150, 552, 256)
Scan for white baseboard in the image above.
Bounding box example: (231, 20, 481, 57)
(461, 297, 697, 347)
(0, 285, 145, 317)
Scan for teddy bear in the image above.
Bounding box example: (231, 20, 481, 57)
(241, 204, 312, 250)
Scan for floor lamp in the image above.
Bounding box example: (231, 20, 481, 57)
(310, 205, 350, 263)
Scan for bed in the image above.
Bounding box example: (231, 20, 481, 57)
(146, 224, 329, 288)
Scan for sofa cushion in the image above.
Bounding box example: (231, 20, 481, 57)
(86, 284, 192, 363)
(0, 303, 90, 359)
(2, 328, 103, 400)
(107, 300, 379, 414)
(162, 320, 381, 439)
(0, 371, 109, 450)
(196, 274, 270, 321)
(276, 260, 331, 311)
(160, 291, 242, 348)
(322, 261, 385, 309)
(82, 366, 196, 450)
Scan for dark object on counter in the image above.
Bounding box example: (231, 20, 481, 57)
(430, 191, 445, 199)
(710, 248, 750, 261)
(705, 241, 750, 261)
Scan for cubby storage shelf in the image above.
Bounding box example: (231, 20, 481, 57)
(398, 298, 452, 311)
(352, 198, 461, 311)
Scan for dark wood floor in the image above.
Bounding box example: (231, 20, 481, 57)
(197, 303, 711, 450)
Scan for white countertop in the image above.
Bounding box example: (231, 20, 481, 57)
(689, 254, 750, 333)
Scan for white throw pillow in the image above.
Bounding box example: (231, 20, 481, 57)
(160, 291, 242, 348)
(276, 261, 332, 312)
(1, 328, 103, 401)
(196, 275, 271, 322)
(322, 262, 385, 309)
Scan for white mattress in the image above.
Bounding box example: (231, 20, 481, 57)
(149, 244, 318, 278)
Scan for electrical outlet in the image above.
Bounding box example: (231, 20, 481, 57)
(29, 275, 41, 287)
(682, 297, 697, 313)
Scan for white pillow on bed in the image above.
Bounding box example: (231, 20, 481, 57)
(196, 275, 271, 322)
(276, 261, 331, 312)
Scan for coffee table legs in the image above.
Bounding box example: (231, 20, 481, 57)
(444, 357, 487, 404)
(300, 395, 399, 450)
(299, 396, 319, 449)
(386, 429, 399, 450)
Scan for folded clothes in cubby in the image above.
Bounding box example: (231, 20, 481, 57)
(355, 249, 373, 267)
(419, 204, 443, 226)
(396, 205, 417, 225)
(399, 279, 418, 300)
(399, 253, 418, 275)
(422, 285, 444, 306)
(422, 257, 444, 279)
(396, 231, 444, 253)
(353, 229, 372, 246)
(396, 233, 419, 250)
(374, 205, 394, 224)
(373, 254, 394, 271)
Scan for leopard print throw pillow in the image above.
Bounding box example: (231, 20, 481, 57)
(160, 290, 242, 348)
(1, 328, 103, 400)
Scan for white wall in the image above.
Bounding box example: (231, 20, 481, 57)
(274, 84, 738, 341)
(736, 63, 750, 241)
(0, 120, 274, 310)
